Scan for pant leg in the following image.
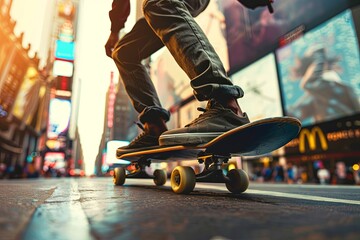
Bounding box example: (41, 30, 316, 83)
(112, 18, 170, 123)
(142, 0, 244, 101)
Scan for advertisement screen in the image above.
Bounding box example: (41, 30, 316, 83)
(44, 152, 66, 170)
(231, 53, 282, 121)
(106, 140, 130, 165)
(276, 10, 360, 126)
(47, 98, 71, 139)
(55, 40, 75, 60)
(53, 60, 74, 77)
(35, 85, 50, 132)
(12, 67, 41, 124)
(220, 0, 350, 73)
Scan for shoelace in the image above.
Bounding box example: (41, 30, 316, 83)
(129, 122, 146, 145)
(134, 121, 145, 131)
(185, 104, 221, 127)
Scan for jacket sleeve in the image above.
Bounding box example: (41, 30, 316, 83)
(109, 0, 131, 33)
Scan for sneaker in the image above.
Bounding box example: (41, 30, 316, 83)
(116, 123, 160, 156)
(159, 99, 250, 146)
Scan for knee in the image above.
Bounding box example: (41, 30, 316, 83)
(142, 0, 153, 17)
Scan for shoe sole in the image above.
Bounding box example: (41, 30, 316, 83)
(159, 132, 224, 146)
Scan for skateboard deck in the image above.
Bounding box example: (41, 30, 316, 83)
(117, 116, 301, 161)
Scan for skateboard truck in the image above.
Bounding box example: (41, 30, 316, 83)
(125, 157, 152, 179)
(196, 151, 231, 183)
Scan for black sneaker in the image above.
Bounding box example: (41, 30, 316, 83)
(116, 123, 160, 156)
(159, 99, 250, 146)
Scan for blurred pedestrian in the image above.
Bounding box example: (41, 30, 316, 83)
(273, 162, 284, 182)
(317, 162, 330, 185)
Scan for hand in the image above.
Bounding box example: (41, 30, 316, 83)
(238, 0, 274, 11)
(105, 32, 119, 58)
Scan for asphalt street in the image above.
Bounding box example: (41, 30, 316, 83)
(0, 178, 359, 240)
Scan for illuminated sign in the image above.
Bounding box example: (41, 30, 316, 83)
(285, 115, 360, 157)
(59, 21, 74, 42)
(299, 127, 328, 153)
(55, 40, 75, 60)
(106, 140, 130, 165)
(53, 60, 73, 77)
(107, 72, 115, 128)
(47, 98, 71, 139)
(58, 0, 75, 19)
(12, 67, 39, 124)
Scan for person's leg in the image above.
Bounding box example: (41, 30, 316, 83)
(112, 18, 169, 122)
(112, 18, 169, 151)
(142, 0, 244, 103)
(142, 0, 250, 146)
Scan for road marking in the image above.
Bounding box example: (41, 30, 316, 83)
(195, 184, 360, 206)
(126, 179, 360, 205)
(23, 179, 94, 240)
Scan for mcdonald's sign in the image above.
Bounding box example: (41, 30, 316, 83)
(299, 127, 328, 153)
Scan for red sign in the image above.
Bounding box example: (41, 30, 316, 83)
(107, 72, 115, 128)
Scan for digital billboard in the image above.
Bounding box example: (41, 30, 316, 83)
(220, 0, 351, 73)
(47, 98, 71, 139)
(55, 40, 75, 60)
(12, 67, 41, 124)
(231, 53, 282, 121)
(276, 9, 360, 126)
(35, 85, 50, 132)
(106, 140, 130, 165)
(53, 60, 74, 77)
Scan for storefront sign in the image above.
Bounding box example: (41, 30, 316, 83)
(298, 127, 328, 153)
(285, 114, 360, 156)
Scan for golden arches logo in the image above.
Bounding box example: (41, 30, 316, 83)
(299, 127, 328, 153)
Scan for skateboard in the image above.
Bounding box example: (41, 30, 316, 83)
(113, 117, 301, 194)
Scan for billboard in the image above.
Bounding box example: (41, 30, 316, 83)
(12, 67, 41, 124)
(231, 53, 282, 121)
(47, 98, 71, 139)
(105, 140, 130, 165)
(35, 85, 51, 132)
(276, 9, 360, 126)
(55, 40, 75, 60)
(220, 0, 350, 73)
(53, 60, 74, 77)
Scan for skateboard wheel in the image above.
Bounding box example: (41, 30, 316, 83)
(225, 169, 249, 193)
(153, 169, 167, 186)
(113, 167, 126, 186)
(170, 166, 196, 194)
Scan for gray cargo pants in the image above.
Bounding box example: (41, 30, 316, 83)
(112, 0, 244, 123)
